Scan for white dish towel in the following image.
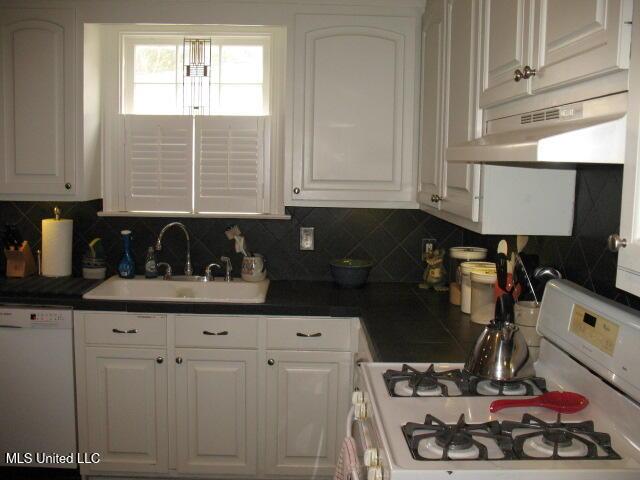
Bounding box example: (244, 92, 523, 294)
(334, 436, 360, 480)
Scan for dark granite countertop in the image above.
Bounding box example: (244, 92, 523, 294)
(0, 278, 484, 362)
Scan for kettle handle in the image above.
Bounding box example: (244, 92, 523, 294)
(494, 294, 515, 325)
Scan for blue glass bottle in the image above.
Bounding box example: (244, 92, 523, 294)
(118, 230, 136, 278)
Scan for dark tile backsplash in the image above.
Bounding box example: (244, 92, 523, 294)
(0, 201, 464, 283)
(464, 165, 640, 310)
(1, 163, 638, 310)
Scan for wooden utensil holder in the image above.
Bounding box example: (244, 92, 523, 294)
(4, 241, 36, 278)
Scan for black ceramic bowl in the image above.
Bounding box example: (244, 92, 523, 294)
(329, 259, 374, 288)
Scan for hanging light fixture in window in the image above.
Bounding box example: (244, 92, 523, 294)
(183, 38, 212, 115)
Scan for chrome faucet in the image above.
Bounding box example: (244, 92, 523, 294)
(204, 262, 221, 282)
(220, 256, 233, 282)
(155, 222, 193, 276)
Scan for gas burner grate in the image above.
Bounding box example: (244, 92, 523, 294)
(402, 414, 514, 461)
(459, 372, 548, 396)
(501, 413, 621, 460)
(383, 364, 462, 397)
(403, 413, 622, 461)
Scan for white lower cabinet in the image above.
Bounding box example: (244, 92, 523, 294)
(264, 350, 352, 477)
(75, 312, 357, 479)
(84, 347, 168, 473)
(175, 348, 258, 475)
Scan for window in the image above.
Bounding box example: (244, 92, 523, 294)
(101, 26, 283, 217)
(122, 35, 270, 116)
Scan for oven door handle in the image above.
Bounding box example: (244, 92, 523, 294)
(345, 405, 355, 438)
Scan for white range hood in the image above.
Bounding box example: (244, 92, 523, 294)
(447, 93, 627, 164)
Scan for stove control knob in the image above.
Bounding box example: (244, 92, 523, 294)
(352, 391, 364, 405)
(367, 465, 383, 480)
(364, 448, 379, 467)
(354, 401, 368, 420)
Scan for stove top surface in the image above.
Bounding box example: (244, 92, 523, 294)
(360, 343, 640, 476)
(383, 363, 547, 397)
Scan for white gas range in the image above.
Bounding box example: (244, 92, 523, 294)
(350, 280, 640, 479)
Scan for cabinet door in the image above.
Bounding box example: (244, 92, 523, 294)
(441, 0, 481, 221)
(175, 349, 257, 475)
(616, 2, 640, 296)
(0, 8, 75, 195)
(264, 350, 352, 477)
(479, 0, 533, 107)
(418, 1, 446, 209)
(531, 0, 632, 93)
(291, 14, 417, 205)
(85, 347, 168, 473)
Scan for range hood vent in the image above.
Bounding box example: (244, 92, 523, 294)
(447, 93, 627, 165)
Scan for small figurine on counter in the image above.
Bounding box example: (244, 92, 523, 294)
(420, 247, 448, 292)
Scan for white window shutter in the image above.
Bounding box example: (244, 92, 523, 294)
(194, 116, 266, 213)
(123, 115, 193, 212)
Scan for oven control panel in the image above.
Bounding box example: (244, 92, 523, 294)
(569, 304, 619, 356)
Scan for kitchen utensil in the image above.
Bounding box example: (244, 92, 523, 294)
(330, 258, 373, 288)
(489, 391, 589, 414)
(516, 254, 539, 305)
(516, 235, 529, 253)
(241, 254, 267, 282)
(464, 294, 535, 381)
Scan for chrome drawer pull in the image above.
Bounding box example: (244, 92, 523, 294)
(0, 324, 22, 329)
(297, 332, 322, 337)
(112, 328, 138, 334)
(203, 330, 229, 336)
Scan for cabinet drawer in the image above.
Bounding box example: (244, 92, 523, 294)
(266, 317, 351, 351)
(84, 312, 167, 346)
(175, 315, 258, 349)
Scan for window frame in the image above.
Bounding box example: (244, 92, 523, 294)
(100, 24, 286, 218)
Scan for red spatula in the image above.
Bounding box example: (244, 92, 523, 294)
(489, 391, 589, 414)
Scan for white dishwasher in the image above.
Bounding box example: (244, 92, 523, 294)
(0, 305, 77, 468)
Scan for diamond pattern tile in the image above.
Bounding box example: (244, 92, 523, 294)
(0, 200, 463, 283)
(463, 165, 640, 308)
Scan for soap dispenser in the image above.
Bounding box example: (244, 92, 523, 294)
(118, 230, 136, 279)
(144, 246, 158, 278)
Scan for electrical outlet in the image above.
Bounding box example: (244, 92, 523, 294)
(300, 227, 315, 251)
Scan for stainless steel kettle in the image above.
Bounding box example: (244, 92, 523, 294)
(464, 294, 535, 381)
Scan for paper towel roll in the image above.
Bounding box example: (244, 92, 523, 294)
(42, 218, 73, 277)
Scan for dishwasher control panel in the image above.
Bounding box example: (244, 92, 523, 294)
(0, 307, 72, 329)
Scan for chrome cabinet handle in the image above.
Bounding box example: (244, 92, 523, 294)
(297, 332, 322, 337)
(0, 324, 22, 329)
(267, 358, 275, 366)
(176, 357, 183, 364)
(203, 330, 229, 336)
(522, 65, 536, 79)
(112, 328, 138, 334)
(156, 357, 164, 364)
(293, 187, 301, 194)
(430, 194, 442, 203)
(514, 69, 524, 82)
(608, 234, 628, 252)
(65, 182, 72, 190)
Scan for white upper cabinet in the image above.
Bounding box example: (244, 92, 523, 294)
(479, 0, 632, 108)
(615, 2, 640, 297)
(418, 1, 446, 210)
(479, 0, 533, 107)
(0, 8, 76, 196)
(289, 13, 419, 208)
(421, 0, 576, 235)
(532, 0, 632, 93)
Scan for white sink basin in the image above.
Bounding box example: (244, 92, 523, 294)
(83, 275, 270, 304)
